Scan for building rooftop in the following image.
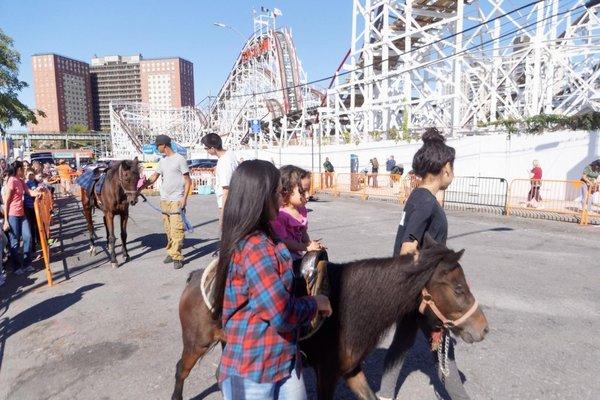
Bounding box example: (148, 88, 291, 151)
(142, 56, 193, 64)
(31, 53, 89, 64)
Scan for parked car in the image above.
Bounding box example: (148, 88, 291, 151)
(187, 159, 217, 169)
(30, 151, 55, 166)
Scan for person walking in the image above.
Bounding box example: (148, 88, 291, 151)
(3, 161, 40, 276)
(527, 160, 543, 207)
(380, 128, 472, 400)
(322, 157, 334, 188)
(201, 133, 238, 219)
(386, 156, 397, 188)
(142, 135, 192, 269)
(213, 160, 332, 400)
(55, 159, 74, 197)
(581, 159, 600, 211)
(370, 158, 379, 188)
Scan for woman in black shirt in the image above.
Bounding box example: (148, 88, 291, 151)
(380, 128, 472, 400)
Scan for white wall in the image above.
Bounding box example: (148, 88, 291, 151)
(235, 130, 599, 182)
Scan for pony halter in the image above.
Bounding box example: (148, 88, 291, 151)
(419, 288, 479, 329)
(118, 164, 139, 196)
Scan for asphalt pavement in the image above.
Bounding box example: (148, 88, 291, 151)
(0, 194, 598, 400)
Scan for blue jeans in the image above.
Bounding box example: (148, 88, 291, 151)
(8, 215, 32, 271)
(220, 368, 307, 400)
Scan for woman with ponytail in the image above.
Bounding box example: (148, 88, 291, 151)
(380, 128, 473, 400)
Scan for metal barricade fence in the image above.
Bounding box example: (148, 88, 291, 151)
(583, 183, 600, 225)
(310, 172, 598, 226)
(331, 173, 367, 199)
(506, 179, 592, 224)
(443, 176, 508, 214)
(140, 168, 216, 196)
(189, 168, 216, 195)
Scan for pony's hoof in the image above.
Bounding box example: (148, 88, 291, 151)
(111, 262, 119, 269)
(89, 247, 97, 256)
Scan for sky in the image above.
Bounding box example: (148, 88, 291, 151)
(0, 0, 352, 129)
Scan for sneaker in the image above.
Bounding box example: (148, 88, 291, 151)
(163, 255, 173, 264)
(33, 254, 43, 262)
(24, 266, 35, 273)
(173, 260, 183, 270)
(47, 239, 57, 247)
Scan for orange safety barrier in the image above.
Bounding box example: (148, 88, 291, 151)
(506, 179, 597, 225)
(33, 189, 54, 286)
(317, 172, 418, 203)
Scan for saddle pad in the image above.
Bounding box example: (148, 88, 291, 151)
(200, 259, 219, 312)
(95, 174, 106, 194)
(75, 170, 95, 193)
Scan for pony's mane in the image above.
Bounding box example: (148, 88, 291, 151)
(331, 244, 454, 356)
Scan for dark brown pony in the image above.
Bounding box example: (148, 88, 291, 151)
(171, 235, 489, 400)
(81, 159, 141, 268)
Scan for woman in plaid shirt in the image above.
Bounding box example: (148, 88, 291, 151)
(213, 160, 332, 400)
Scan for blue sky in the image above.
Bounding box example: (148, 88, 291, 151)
(0, 0, 351, 125)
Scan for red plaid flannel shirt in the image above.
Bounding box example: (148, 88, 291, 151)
(219, 231, 317, 383)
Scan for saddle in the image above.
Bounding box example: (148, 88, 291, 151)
(198, 250, 330, 340)
(296, 250, 330, 340)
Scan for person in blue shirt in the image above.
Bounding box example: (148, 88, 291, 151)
(385, 155, 396, 172)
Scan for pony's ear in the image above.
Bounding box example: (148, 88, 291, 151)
(422, 233, 437, 249)
(443, 249, 465, 266)
(133, 157, 139, 165)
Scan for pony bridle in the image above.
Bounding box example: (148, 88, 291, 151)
(118, 164, 138, 197)
(419, 288, 479, 329)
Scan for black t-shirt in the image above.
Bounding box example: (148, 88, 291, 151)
(393, 188, 447, 256)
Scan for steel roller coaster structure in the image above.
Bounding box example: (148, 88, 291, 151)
(110, 1, 600, 158)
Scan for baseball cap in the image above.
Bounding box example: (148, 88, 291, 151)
(155, 135, 172, 146)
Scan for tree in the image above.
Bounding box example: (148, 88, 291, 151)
(67, 123, 89, 133)
(0, 28, 44, 134)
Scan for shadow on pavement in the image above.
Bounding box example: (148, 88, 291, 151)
(0, 283, 104, 375)
(190, 382, 219, 400)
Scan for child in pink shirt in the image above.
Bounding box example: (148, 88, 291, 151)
(271, 166, 324, 261)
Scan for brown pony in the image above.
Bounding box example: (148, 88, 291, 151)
(171, 234, 488, 399)
(81, 159, 141, 268)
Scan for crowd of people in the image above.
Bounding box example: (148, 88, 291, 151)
(0, 158, 67, 286)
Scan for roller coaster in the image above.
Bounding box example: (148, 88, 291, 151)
(110, 1, 600, 158)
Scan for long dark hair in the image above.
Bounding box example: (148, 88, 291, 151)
(412, 128, 455, 178)
(7, 161, 23, 177)
(212, 160, 281, 319)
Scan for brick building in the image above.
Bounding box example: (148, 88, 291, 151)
(30, 54, 93, 132)
(140, 58, 195, 108)
(90, 54, 142, 131)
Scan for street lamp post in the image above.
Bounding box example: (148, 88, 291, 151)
(213, 22, 245, 41)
